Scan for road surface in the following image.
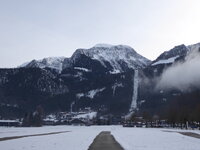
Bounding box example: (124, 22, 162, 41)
(88, 131, 124, 150)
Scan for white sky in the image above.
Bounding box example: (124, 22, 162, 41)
(0, 0, 200, 68)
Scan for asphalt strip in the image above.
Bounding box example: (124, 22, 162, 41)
(88, 131, 124, 150)
(0, 131, 69, 141)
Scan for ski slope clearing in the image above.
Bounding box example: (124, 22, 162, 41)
(0, 126, 200, 150)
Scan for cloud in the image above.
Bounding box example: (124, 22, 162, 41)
(156, 46, 200, 92)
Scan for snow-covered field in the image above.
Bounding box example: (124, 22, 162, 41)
(112, 127, 200, 150)
(0, 126, 199, 150)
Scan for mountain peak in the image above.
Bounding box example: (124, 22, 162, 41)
(72, 44, 151, 72)
(93, 43, 114, 48)
(92, 43, 133, 50)
(157, 44, 188, 60)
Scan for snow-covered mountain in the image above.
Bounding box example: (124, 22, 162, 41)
(151, 43, 200, 66)
(20, 44, 151, 73)
(151, 44, 189, 66)
(19, 57, 66, 73)
(70, 44, 151, 72)
(2, 42, 200, 119)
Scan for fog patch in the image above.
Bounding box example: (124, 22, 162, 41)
(156, 46, 200, 92)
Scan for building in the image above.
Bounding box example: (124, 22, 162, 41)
(70, 118, 86, 126)
(0, 120, 20, 127)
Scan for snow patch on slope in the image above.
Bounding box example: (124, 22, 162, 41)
(109, 69, 121, 74)
(74, 67, 91, 72)
(76, 88, 106, 99)
(87, 88, 106, 99)
(112, 83, 123, 96)
(152, 56, 179, 66)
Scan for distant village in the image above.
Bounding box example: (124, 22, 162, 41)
(0, 107, 122, 127)
(0, 106, 199, 130)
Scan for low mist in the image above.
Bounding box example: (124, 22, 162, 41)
(156, 46, 200, 92)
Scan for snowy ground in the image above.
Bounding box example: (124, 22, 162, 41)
(0, 126, 200, 150)
(112, 127, 200, 150)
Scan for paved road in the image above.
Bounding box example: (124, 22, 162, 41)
(88, 131, 124, 150)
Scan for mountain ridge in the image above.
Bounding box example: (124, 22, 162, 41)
(19, 44, 151, 73)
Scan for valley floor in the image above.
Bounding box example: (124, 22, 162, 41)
(0, 125, 200, 150)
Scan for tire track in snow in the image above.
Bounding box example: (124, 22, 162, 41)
(0, 131, 70, 141)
